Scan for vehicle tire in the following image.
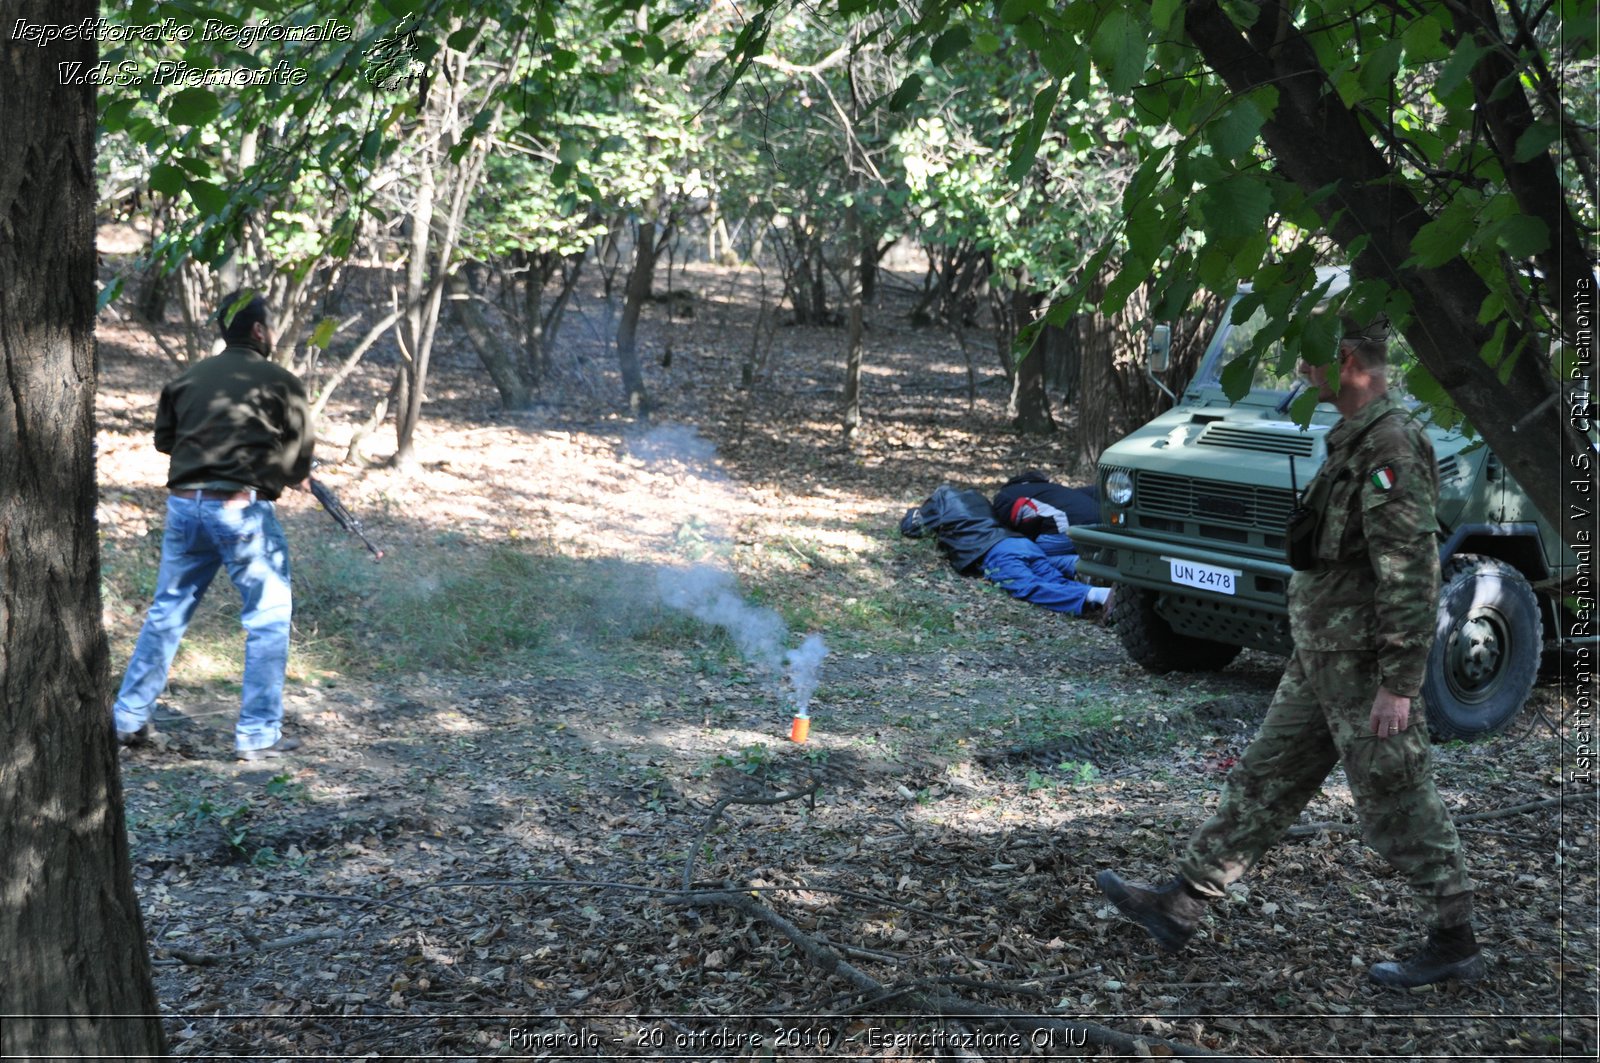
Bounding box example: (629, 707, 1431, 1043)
(1113, 585, 1244, 674)
(1423, 555, 1542, 741)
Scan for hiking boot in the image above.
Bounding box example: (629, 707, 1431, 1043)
(117, 724, 151, 748)
(1369, 924, 1485, 987)
(235, 736, 303, 762)
(1095, 870, 1208, 952)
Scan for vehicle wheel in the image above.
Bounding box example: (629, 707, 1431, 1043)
(1423, 555, 1542, 741)
(1113, 585, 1244, 674)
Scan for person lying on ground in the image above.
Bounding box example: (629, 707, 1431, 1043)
(992, 470, 1101, 556)
(900, 484, 1111, 619)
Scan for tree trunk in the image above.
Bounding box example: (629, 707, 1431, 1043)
(516, 250, 584, 385)
(395, 149, 437, 468)
(1185, 0, 1596, 559)
(0, 5, 167, 1056)
(1007, 270, 1056, 434)
(615, 218, 658, 416)
(449, 271, 532, 410)
(841, 201, 866, 446)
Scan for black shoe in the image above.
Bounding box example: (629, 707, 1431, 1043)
(1096, 870, 1208, 952)
(235, 736, 303, 762)
(1369, 924, 1485, 987)
(117, 725, 151, 748)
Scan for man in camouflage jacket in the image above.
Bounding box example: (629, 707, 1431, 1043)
(1094, 315, 1482, 988)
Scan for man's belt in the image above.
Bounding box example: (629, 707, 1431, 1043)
(170, 487, 258, 502)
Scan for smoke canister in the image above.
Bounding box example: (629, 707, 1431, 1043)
(789, 711, 810, 743)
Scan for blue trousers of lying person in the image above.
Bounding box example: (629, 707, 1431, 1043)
(981, 536, 1095, 615)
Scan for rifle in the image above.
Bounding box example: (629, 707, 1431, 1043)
(308, 477, 384, 560)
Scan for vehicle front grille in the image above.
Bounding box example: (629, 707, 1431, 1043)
(1137, 472, 1297, 530)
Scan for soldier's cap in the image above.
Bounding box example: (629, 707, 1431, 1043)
(1338, 312, 1390, 346)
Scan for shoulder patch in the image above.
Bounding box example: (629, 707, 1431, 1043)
(1369, 465, 1397, 491)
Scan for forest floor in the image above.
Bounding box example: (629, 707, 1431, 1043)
(98, 263, 1595, 1061)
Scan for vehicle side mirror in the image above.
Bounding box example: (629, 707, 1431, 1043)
(1148, 324, 1172, 374)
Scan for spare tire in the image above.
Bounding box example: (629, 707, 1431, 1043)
(1113, 585, 1243, 674)
(1423, 555, 1542, 741)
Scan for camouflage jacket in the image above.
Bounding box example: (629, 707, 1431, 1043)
(1288, 393, 1441, 696)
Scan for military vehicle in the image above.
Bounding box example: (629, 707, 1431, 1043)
(1069, 268, 1583, 740)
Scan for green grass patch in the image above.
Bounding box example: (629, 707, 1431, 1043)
(101, 512, 996, 687)
(294, 546, 737, 675)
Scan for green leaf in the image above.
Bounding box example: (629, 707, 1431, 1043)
(1294, 310, 1340, 367)
(1513, 121, 1561, 163)
(931, 26, 972, 65)
(974, 33, 1002, 54)
(1132, 82, 1169, 123)
(1358, 40, 1404, 99)
(1000, 0, 1045, 24)
(1091, 8, 1148, 96)
(888, 73, 923, 112)
(1102, 257, 1151, 315)
(1492, 214, 1550, 257)
(101, 98, 136, 131)
(447, 26, 478, 52)
(1288, 387, 1320, 426)
(1152, 0, 1185, 33)
(1196, 175, 1273, 232)
(1040, 34, 1074, 79)
(97, 277, 124, 316)
(1477, 318, 1510, 369)
(1153, 272, 1199, 320)
(1407, 202, 1475, 268)
(1434, 41, 1487, 99)
(148, 163, 187, 196)
(1207, 97, 1264, 160)
(168, 88, 221, 127)
(309, 317, 338, 351)
(1400, 15, 1449, 63)
(1125, 202, 1168, 265)
(186, 179, 229, 218)
(1220, 355, 1255, 401)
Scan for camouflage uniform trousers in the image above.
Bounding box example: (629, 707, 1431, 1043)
(1177, 649, 1474, 927)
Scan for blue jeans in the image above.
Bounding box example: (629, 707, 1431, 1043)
(113, 496, 293, 753)
(982, 536, 1090, 615)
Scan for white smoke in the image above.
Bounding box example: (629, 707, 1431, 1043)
(786, 633, 828, 715)
(657, 564, 788, 675)
(656, 564, 829, 715)
(636, 424, 828, 717)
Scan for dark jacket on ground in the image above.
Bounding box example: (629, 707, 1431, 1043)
(991, 472, 1101, 534)
(900, 485, 1018, 574)
(156, 345, 314, 499)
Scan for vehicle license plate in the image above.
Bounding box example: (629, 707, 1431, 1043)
(1164, 557, 1239, 595)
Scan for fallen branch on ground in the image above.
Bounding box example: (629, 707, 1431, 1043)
(678, 888, 1244, 1060)
(161, 927, 346, 967)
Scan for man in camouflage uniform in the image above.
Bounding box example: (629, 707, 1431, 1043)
(1095, 315, 1482, 988)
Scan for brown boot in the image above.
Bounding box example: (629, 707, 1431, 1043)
(1095, 870, 1208, 952)
(1368, 923, 1485, 987)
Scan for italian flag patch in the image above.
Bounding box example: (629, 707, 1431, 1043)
(1370, 465, 1396, 491)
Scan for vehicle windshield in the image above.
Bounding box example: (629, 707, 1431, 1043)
(1192, 302, 1417, 399)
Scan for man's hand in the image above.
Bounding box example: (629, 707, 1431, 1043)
(1369, 687, 1412, 739)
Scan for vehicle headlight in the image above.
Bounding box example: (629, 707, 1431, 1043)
(1105, 468, 1134, 506)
